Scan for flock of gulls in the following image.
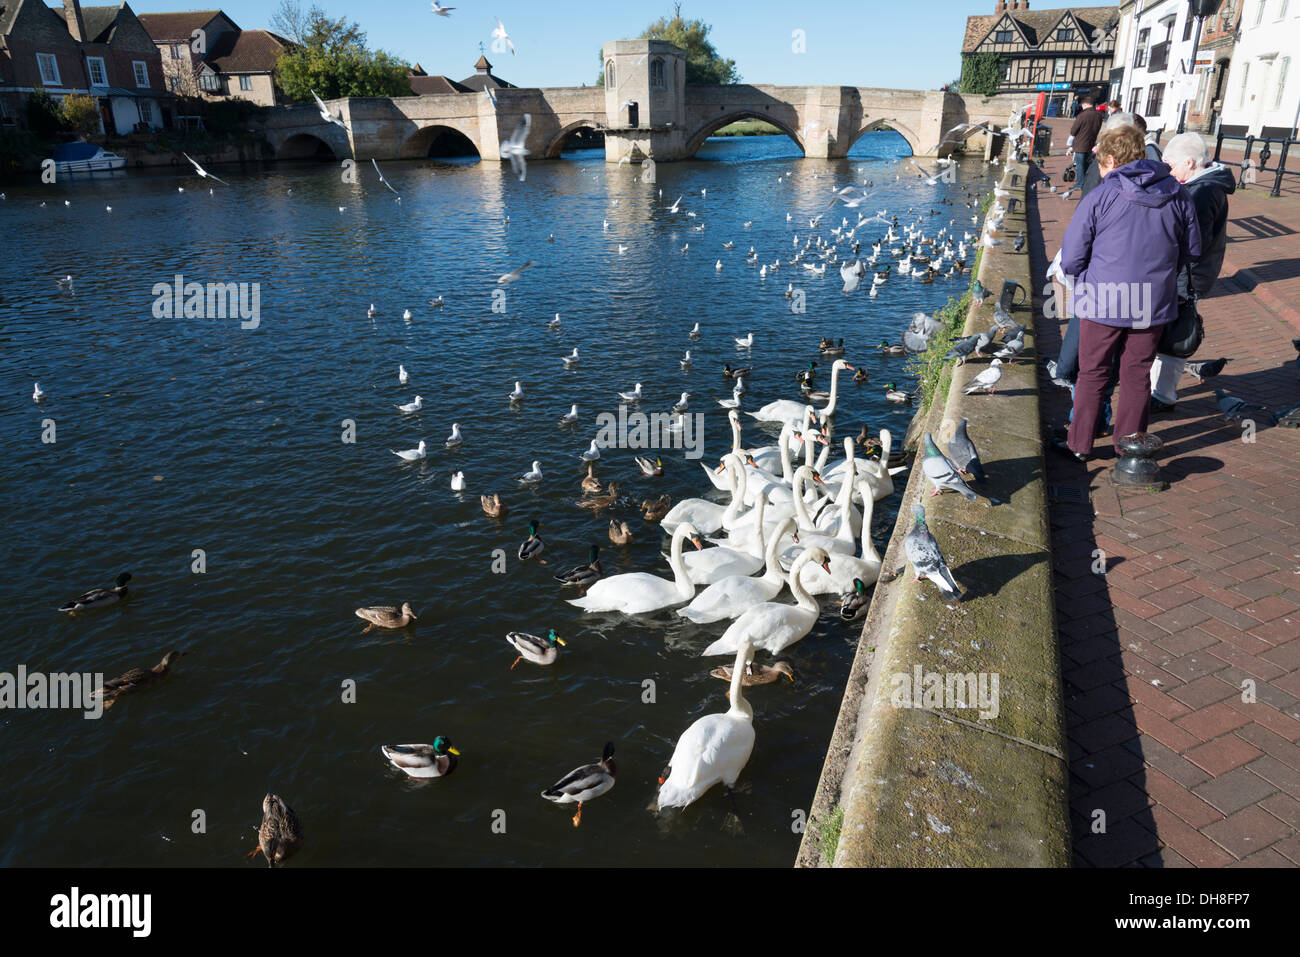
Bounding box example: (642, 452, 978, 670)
(33, 90, 1032, 861)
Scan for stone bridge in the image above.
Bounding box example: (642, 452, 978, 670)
(260, 39, 1028, 166)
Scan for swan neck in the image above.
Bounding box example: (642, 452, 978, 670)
(668, 525, 693, 597)
(792, 470, 815, 529)
(728, 647, 753, 719)
(821, 364, 841, 416)
(788, 550, 819, 611)
(859, 482, 881, 562)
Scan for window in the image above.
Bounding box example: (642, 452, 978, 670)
(239, 75, 252, 91)
(1056, 28, 1075, 42)
(86, 56, 107, 86)
(1255, 0, 1266, 25)
(139, 100, 153, 125)
(1003, 61, 1012, 81)
(1146, 84, 1164, 115)
(1278, 0, 1289, 17)
(1129, 86, 1143, 111)
(604, 59, 614, 87)
(650, 58, 665, 89)
(1238, 61, 1250, 106)
(994, 29, 1014, 43)
(37, 52, 60, 85)
(171, 43, 185, 59)
(1275, 56, 1290, 107)
(1134, 28, 1149, 67)
(1183, 14, 1194, 40)
(133, 61, 149, 88)
(169, 76, 181, 91)
(200, 73, 219, 92)
(1054, 57, 1067, 76)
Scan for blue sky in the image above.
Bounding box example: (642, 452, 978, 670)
(152, 0, 1123, 90)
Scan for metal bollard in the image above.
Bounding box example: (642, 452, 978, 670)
(1110, 432, 1168, 491)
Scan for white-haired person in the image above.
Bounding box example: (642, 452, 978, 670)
(1149, 132, 1236, 413)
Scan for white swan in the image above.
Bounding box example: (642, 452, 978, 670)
(657, 640, 756, 809)
(748, 396, 816, 428)
(678, 517, 796, 624)
(662, 457, 748, 536)
(798, 479, 883, 596)
(569, 523, 702, 614)
(815, 358, 853, 418)
(823, 427, 903, 502)
(681, 494, 766, 584)
(701, 548, 830, 657)
(716, 465, 824, 554)
(701, 410, 745, 491)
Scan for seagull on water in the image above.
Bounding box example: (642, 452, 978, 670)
(562, 348, 580, 368)
(558, 404, 579, 425)
(451, 471, 466, 491)
(32, 382, 45, 402)
(445, 423, 464, 447)
(735, 333, 754, 348)
(520, 461, 544, 484)
(396, 395, 423, 414)
(581, 440, 601, 462)
(398, 365, 410, 385)
(618, 382, 643, 402)
(509, 381, 525, 401)
(393, 441, 427, 462)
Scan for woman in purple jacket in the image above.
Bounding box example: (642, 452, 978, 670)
(1054, 125, 1201, 461)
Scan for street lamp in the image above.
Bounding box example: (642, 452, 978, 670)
(1176, 0, 1219, 133)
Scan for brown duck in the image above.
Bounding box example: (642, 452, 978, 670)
(609, 518, 634, 545)
(96, 650, 186, 709)
(642, 495, 671, 523)
(247, 793, 303, 867)
(578, 483, 620, 512)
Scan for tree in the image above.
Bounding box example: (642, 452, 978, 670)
(25, 89, 65, 137)
(271, 1, 411, 100)
(61, 94, 101, 139)
(598, 3, 740, 86)
(959, 54, 1005, 97)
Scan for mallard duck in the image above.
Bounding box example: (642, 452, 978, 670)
(541, 742, 616, 827)
(709, 660, 795, 686)
(839, 578, 872, 621)
(634, 455, 663, 477)
(59, 572, 132, 612)
(883, 382, 912, 404)
(722, 364, 751, 380)
(580, 462, 602, 494)
(248, 794, 303, 867)
(481, 492, 508, 519)
(642, 495, 672, 523)
(381, 737, 460, 778)
(609, 518, 634, 545)
(95, 650, 186, 709)
(853, 367, 869, 383)
(507, 628, 566, 668)
(876, 341, 906, 357)
(553, 545, 602, 594)
(519, 521, 546, 563)
(577, 483, 620, 512)
(821, 338, 845, 357)
(795, 360, 819, 386)
(355, 602, 418, 632)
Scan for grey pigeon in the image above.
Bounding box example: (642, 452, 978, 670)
(963, 358, 1003, 394)
(994, 331, 1026, 362)
(947, 418, 987, 483)
(943, 334, 980, 364)
(903, 312, 942, 353)
(972, 279, 990, 305)
(992, 301, 1016, 330)
(973, 326, 999, 356)
(922, 432, 977, 501)
(1215, 388, 1277, 427)
(1183, 357, 1231, 382)
(904, 504, 961, 601)
(1013, 231, 1026, 252)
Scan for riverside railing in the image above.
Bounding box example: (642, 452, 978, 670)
(1212, 131, 1299, 198)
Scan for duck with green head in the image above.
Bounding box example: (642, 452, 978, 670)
(553, 545, 602, 594)
(839, 578, 871, 621)
(507, 628, 566, 668)
(877, 341, 906, 357)
(519, 521, 546, 563)
(883, 382, 911, 403)
(381, 737, 461, 778)
(59, 572, 132, 613)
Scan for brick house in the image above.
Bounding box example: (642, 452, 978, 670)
(1184, 0, 1239, 134)
(137, 9, 291, 107)
(0, 0, 166, 133)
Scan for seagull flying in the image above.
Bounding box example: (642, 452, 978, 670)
(311, 89, 349, 131)
(492, 17, 516, 55)
(372, 159, 401, 197)
(497, 261, 534, 284)
(182, 152, 229, 186)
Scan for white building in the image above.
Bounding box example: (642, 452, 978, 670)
(1113, 0, 1206, 135)
(1218, 0, 1300, 138)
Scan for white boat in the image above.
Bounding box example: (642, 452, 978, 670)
(51, 142, 126, 174)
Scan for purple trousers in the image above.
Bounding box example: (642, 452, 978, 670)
(1067, 319, 1164, 456)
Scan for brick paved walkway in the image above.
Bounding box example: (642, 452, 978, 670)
(1027, 122, 1300, 867)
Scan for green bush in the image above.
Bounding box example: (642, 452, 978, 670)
(959, 53, 1005, 97)
(60, 93, 101, 140)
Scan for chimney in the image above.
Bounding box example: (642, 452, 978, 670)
(62, 0, 86, 41)
(996, 0, 1007, 11)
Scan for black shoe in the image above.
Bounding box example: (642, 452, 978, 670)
(1149, 397, 1176, 414)
(1049, 435, 1087, 462)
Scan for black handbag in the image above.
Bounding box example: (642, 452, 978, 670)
(1063, 165, 1076, 183)
(1159, 266, 1203, 359)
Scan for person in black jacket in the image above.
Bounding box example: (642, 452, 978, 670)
(1149, 132, 1236, 410)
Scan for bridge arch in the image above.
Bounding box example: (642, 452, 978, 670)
(276, 132, 340, 161)
(400, 124, 482, 160)
(545, 120, 605, 158)
(846, 118, 921, 156)
(682, 110, 805, 159)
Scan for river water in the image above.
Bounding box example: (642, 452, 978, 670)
(0, 132, 994, 866)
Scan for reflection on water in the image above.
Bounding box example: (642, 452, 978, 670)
(0, 133, 993, 866)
